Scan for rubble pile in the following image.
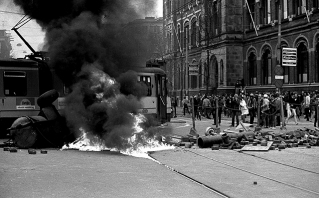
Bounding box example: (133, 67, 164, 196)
(166, 127, 319, 151)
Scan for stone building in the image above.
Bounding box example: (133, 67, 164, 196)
(163, 0, 243, 103)
(163, 0, 319, 100)
(0, 30, 12, 59)
(244, 0, 319, 93)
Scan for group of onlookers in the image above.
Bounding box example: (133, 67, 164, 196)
(171, 90, 319, 128)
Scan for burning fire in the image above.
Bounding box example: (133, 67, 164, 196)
(62, 114, 175, 159)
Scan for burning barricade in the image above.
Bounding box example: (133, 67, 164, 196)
(7, 90, 74, 149)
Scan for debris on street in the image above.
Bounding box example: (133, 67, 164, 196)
(164, 126, 319, 151)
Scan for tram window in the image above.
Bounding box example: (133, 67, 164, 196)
(3, 71, 27, 96)
(161, 77, 166, 96)
(139, 76, 152, 96)
(63, 85, 70, 95)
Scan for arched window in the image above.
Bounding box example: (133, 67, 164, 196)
(191, 18, 197, 47)
(183, 22, 189, 50)
(214, 59, 218, 87)
(220, 60, 224, 85)
(261, 48, 272, 85)
(177, 24, 181, 52)
(297, 42, 308, 83)
(177, 64, 181, 89)
(212, 2, 218, 36)
(248, 52, 257, 85)
(190, 59, 198, 89)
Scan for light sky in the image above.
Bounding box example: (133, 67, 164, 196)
(0, 0, 163, 59)
(0, 0, 45, 58)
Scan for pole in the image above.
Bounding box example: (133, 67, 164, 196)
(192, 96, 195, 129)
(257, 96, 260, 126)
(186, 27, 189, 98)
(215, 98, 219, 128)
(206, 50, 209, 95)
(277, 4, 286, 130)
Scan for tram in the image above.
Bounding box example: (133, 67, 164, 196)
(135, 61, 172, 123)
(0, 57, 171, 137)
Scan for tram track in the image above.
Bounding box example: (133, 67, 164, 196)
(283, 149, 319, 159)
(236, 150, 319, 175)
(148, 153, 232, 198)
(185, 149, 319, 197)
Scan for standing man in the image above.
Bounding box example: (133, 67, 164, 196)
(231, 94, 240, 127)
(171, 97, 177, 118)
(261, 94, 270, 128)
(273, 93, 282, 127)
(202, 95, 211, 119)
(247, 93, 257, 124)
(193, 95, 200, 120)
(304, 92, 311, 121)
(182, 96, 190, 116)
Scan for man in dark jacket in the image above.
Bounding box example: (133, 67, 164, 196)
(247, 93, 257, 124)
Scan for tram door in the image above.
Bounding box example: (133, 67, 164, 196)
(155, 74, 167, 122)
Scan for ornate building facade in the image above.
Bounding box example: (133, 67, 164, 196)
(163, 0, 319, 102)
(0, 30, 12, 59)
(163, 0, 243, 103)
(244, 0, 319, 93)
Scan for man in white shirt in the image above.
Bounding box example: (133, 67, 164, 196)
(304, 92, 311, 121)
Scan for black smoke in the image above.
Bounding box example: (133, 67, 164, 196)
(13, 0, 169, 150)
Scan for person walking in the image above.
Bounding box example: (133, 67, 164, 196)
(171, 97, 177, 118)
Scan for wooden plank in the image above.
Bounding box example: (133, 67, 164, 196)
(241, 141, 273, 151)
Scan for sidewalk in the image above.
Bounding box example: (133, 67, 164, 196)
(170, 106, 316, 136)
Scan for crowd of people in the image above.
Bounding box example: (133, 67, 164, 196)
(171, 90, 319, 129)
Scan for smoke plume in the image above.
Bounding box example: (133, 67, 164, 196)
(13, 0, 168, 150)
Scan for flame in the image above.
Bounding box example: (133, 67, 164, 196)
(62, 114, 175, 158)
(61, 127, 109, 151)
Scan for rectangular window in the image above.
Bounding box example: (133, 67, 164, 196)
(267, 0, 271, 23)
(314, 0, 319, 9)
(4, 71, 27, 96)
(301, 0, 307, 14)
(284, 67, 289, 83)
(139, 76, 152, 96)
(268, 58, 272, 84)
(283, 0, 288, 19)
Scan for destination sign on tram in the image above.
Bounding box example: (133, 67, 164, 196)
(282, 47, 297, 67)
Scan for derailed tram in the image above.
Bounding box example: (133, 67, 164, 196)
(0, 56, 171, 139)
